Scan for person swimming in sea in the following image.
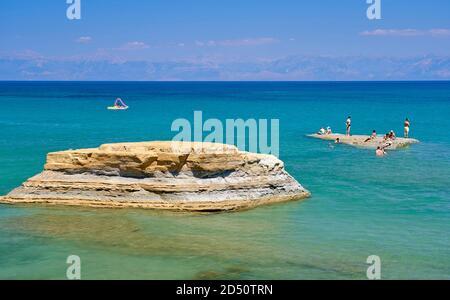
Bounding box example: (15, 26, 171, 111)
(345, 116, 351, 136)
(376, 141, 392, 156)
(375, 146, 386, 157)
(404, 118, 410, 138)
(335, 137, 340, 144)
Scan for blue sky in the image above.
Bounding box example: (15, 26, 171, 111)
(1, 0, 450, 80)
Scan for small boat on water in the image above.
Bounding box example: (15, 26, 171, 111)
(107, 98, 129, 110)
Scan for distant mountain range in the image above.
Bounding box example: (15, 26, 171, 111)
(1, 55, 449, 81)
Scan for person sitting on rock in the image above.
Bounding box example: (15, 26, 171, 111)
(365, 130, 377, 142)
(388, 130, 396, 140)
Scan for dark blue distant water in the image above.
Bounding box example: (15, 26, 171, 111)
(0, 81, 449, 279)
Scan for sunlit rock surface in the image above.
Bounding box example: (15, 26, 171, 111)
(0, 141, 310, 212)
(308, 133, 419, 150)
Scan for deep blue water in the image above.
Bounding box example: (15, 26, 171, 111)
(0, 81, 449, 279)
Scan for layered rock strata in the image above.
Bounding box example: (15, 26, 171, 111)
(0, 141, 310, 212)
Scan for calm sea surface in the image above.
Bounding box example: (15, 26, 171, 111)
(0, 81, 449, 279)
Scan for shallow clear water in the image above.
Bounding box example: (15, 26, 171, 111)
(0, 81, 449, 279)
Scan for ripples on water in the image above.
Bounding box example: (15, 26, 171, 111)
(0, 82, 449, 279)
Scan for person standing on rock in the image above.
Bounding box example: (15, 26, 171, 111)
(404, 118, 410, 138)
(346, 116, 351, 136)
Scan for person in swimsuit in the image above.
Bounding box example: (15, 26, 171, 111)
(375, 146, 386, 157)
(404, 118, 410, 138)
(376, 141, 391, 156)
(365, 130, 377, 142)
(388, 130, 396, 140)
(346, 116, 351, 136)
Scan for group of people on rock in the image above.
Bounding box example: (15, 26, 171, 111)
(320, 117, 412, 157)
(317, 126, 332, 135)
(345, 117, 410, 138)
(318, 117, 410, 138)
(383, 130, 397, 141)
(364, 129, 396, 143)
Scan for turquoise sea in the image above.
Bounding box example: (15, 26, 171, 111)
(0, 81, 449, 279)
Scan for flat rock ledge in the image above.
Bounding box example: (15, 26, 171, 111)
(0, 141, 310, 212)
(308, 133, 419, 150)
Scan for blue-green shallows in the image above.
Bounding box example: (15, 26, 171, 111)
(0, 81, 449, 279)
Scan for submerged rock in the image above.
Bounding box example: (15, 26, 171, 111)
(308, 133, 419, 150)
(0, 141, 310, 212)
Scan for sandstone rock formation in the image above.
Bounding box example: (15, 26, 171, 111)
(0, 141, 310, 211)
(308, 133, 419, 150)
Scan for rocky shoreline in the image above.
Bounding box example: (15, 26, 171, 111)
(0, 141, 310, 212)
